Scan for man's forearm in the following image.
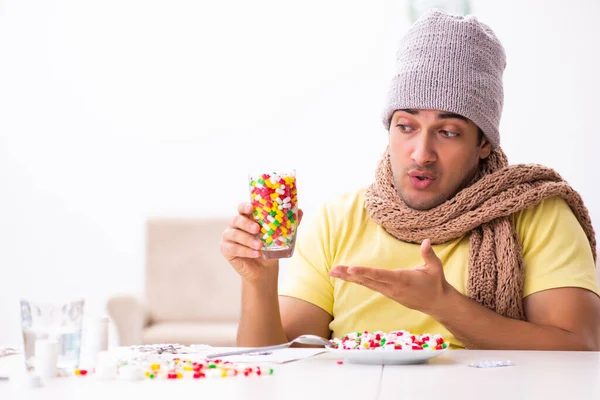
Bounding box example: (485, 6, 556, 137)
(237, 269, 288, 347)
(431, 287, 592, 350)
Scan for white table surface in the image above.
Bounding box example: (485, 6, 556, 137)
(379, 350, 600, 400)
(2, 349, 600, 400)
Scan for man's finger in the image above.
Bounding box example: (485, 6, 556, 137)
(331, 268, 391, 291)
(420, 239, 442, 266)
(347, 266, 395, 283)
(237, 202, 254, 215)
(329, 265, 350, 279)
(231, 214, 260, 234)
(352, 276, 390, 290)
(220, 241, 261, 261)
(222, 227, 263, 250)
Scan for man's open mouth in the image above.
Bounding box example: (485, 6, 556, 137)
(408, 170, 436, 189)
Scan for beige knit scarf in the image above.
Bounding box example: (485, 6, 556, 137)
(364, 147, 596, 320)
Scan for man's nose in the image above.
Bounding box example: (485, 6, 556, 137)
(410, 133, 437, 166)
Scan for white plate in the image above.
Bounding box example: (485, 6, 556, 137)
(328, 348, 448, 365)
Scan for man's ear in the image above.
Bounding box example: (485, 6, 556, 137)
(478, 137, 492, 160)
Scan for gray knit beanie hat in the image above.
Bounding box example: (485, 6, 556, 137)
(382, 9, 506, 149)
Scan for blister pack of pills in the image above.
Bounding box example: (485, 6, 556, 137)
(468, 360, 514, 368)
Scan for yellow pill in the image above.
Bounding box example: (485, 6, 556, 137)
(266, 237, 273, 244)
(145, 371, 151, 377)
(286, 220, 291, 229)
(259, 199, 267, 205)
(268, 223, 276, 231)
(275, 215, 283, 223)
(270, 193, 279, 200)
(281, 227, 288, 234)
(184, 366, 194, 371)
(221, 371, 228, 378)
(261, 227, 267, 234)
(150, 363, 160, 370)
(176, 372, 183, 379)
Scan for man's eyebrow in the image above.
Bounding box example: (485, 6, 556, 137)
(437, 112, 470, 123)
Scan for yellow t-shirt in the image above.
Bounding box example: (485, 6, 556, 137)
(279, 189, 599, 349)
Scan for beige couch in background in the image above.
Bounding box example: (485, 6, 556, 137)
(107, 218, 241, 346)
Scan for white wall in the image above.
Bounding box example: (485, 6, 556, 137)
(1, 0, 599, 346)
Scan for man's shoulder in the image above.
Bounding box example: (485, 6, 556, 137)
(319, 188, 368, 220)
(303, 188, 370, 234)
(513, 195, 585, 247)
(294, 188, 371, 252)
(323, 187, 366, 207)
(514, 196, 573, 225)
(516, 196, 598, 297)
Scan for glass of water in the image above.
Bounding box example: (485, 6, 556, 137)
(20, 298, 85, 374)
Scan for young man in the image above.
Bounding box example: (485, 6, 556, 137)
(220, 10, 600, 350)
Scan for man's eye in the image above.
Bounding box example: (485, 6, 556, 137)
(441, 130, 459, 138)
(397, 124, 413, 133)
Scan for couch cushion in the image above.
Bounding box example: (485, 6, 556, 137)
(143, 321, 238, 346)
(146, 218, 242, 323)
